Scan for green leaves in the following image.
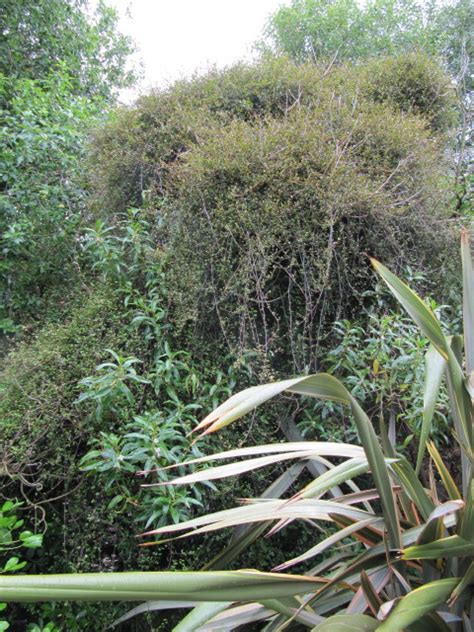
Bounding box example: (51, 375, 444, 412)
(312, 614, 378, 631)
(18, 532, 42, 549)
(0, 0, 136, 99)
(0, 571, 323, 603)
(376, 579, 459, 632)
(403, 535, 474, 560)
(416, 345, 446, 474)
(3, 233, 472, 631)
(370, 259, 448, 360)
(2, 558, 26, 574)
(193, 373, 401, 549)
(461, 228, 474, 378)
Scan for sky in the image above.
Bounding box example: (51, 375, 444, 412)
(103, 0, 289, 102)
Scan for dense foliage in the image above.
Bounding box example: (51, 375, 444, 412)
(264, 0, 473, 89)
(0, 0, 136, 332)
(0, 73, 94, 331)
(91, 55, 456, 374)
(2, 229, 473, 632)
(0, 0, 136, 99)
(263, 0, 473, 219)
(0, 2, 471, 629)
(127, 233, 472, 630)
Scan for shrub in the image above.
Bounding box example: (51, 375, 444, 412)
(360, 53, 457, 131)
(0, 286, 145, 565)
(89, 55, 457, 374)
(1, 229, 472, 632)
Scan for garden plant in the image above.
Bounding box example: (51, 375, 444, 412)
(0, 228, 472, 630)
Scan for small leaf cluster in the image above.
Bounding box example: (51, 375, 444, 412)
(300, 305, 452, 450)
(78, 212, 252, 530)
(0, 500, 43, 631)
(77, 350, 150, 422)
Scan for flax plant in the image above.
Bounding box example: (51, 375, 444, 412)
(1, 229, 473, 631)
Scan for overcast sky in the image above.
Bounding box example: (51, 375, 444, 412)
(103, 0, 289, 101)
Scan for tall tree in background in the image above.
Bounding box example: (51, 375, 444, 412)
(264, 0, 472, 85)
(0, 0, 137, 333)
(265, 0, 429, 62)
(264, 0, 473, 217)
(0, 0, 136, 100)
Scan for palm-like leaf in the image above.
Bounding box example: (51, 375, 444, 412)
(3, 232, 472, 631)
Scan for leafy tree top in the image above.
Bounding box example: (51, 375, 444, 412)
(0, 0, 137, 101)
(263, 0, 472, 90)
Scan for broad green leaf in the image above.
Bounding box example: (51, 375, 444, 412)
(298, 458, 373, 500)
(0, 570, 323, 603)
(348, 397, 401, 549)
(389, 457, 434, 520)
(461, 228, 474, 377)
(417, 345, 446, 474)
(173, 603, 230, 632)
(458, 479, 474, 542)
(371, 258, 448, 359)
(312, 613, 378, 631)
(427, 442, 461, 500)
(402, 535, 474, 560)
(445, 339, 474, 466)
(376, 578, 459, 632)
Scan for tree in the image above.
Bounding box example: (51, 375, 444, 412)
(0, 1, 137, 331)
(0, 0, 137, 101)
(264, 0, 473, 222)
(263, 0, 472, 85)
(0, 72, 94, 330)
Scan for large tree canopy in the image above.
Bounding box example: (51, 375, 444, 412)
(264, 0, 473, 90)
(0, 0, 136, 100)
(0, 1, 137, 331)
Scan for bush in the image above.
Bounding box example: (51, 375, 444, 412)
(360, 53, 457, 131)
(2, 230, 472, 632)
(0, 286, 145, 562)
(89, 55, 457, 375)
